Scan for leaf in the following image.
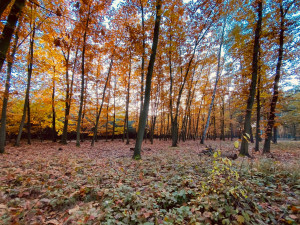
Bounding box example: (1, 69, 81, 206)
(68, 205, 80, 214)
(236, 215, 245, 224)
(234, 141, 239, 149)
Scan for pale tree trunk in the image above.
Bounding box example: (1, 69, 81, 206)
(201, 19, 226, 144)
(91, 54, 114, 146)
(125, 50, 131, 145)
(139, 0, 145, 120)
(76, 9, 90, 147)
(240, 1, 262, 156)
(0, 23, 20, 153)
(133, 0, 162, 159)
(0, 0, 25, 72)
(263, 2, 289, 153)
(15, 23, 35, 147)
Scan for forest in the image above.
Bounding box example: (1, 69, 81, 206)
(0, 0, 299, 224)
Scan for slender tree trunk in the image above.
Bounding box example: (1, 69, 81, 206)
(76, 11, 90, 147)
(0, 0, 25, 73)
(125, 50, 131, 145)
(80, 79, 88, 142)
(15, 24, 35, 147)
(139, 0, 145, 120)
(201, 19, 226, 144)
(263, 2, 286, 153)
(0, 0, 13, 18)
(255, 70, 261, 151)
(0, 23, 20, 153)
(52, 66, 56, 142)
(27, 98, 31, 144)
(105, 85, 110, 142)
(91, 54, 114, 146)
(240, 1, 262, 156)
(133, 0, 162, 159)
(111, 77, 116, 141)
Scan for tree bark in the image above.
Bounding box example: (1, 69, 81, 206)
(133, 0, 162, 159)
(76, 10, 90, 147)
(240, 1, 262, 156)
(0, 0, 13, 18)
(52, 66, 57, 142)
(15, 23, 35, 146)
(263, 2, 287, 153)
(0, 22, 20, 153)
(91, 54, 114, 146)
(0, 0, 26, 73)
(255, 68, 261, 151)
(201, 19, 226, 144)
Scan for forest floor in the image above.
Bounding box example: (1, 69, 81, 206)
(0, 139, 299, 224)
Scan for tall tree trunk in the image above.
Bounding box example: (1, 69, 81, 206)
(52, 67, 56, 142)
(272, 126, 278, 144)
(133, 0, 162, 159)
(15, 24, 35, 147)
(255, 70, 261, 151)
(0, 0, 25, 73)
(27, 98, 31, 144)
(80, 79, 88, 142)
(139, 0, 145, 120)
(0, 23, 20, 153)
(91, 54, 114, 146)
(105, 85, 110, 142)
(201, 19, 226, 144)
(125, 50, 131, 145)
(111, 76, 117, 141)
(240, 1, 262, 156)
(76, 10, 90, 147)
(0, 0, 13, 18)
(263, 2, 287, 153)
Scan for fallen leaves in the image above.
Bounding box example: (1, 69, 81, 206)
(0, 139, 299, 224)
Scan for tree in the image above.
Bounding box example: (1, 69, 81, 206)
(201, 18, 226, 144)
(263, 1, 295, 153)
(239, 0, 262, 156)
(0, 0, 26, 73)
(133, 0, 162, 160)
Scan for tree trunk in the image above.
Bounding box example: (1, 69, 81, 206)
(111, 76, 117, 141)
(133, 0, 162, 159)
(52, 66, 56, 142)
(0, 0, 13, 18)
(263, 2, 286, 153)
(91, 54, 114, 146)
(125, 50, 131, 145)
(15, 24, 35, 147)
(0, 23, 20, 153)
(105, 87, 110, 142)
(240, 1, 262, 156)
(201, 19, 226, 144)
(76, 10, 90, 147)
(255, 69, 261, 151)
(139, 0, 145, 121)
(272, 126, 278, 144)
(0, 0, 25, 73)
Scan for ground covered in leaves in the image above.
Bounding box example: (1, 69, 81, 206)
(0, 139, 299, 224)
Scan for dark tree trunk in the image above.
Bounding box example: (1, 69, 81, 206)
(15, 23, 35, 147)
(105, 87, 110, 142)
(263, 2, 287, 153)
(27, 98, 31, 144)
(111, 76, 117, 141)
(76, 10, 90, 147)
(0, 23, 20, 153)
(0, 0, 25, 73)
(255, 69, 261, 151)
(133, 0, 162, 159)
(52, 66, 56, 142)
(240, 1, 262, 156)
(0, 0, 13, 18)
